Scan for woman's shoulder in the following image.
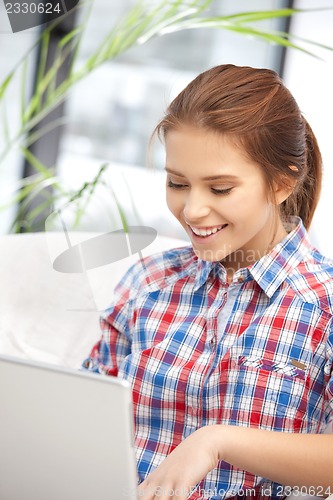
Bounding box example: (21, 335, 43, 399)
(121, 245, 198, 293)
(290, 249, 333, 315)
(139, 244, 196, 271)
(305, 247, 333, 283)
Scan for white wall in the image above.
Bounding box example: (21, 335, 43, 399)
(284, 0, 333, 257)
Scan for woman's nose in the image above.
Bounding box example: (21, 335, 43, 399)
(183, 191, 210, 222)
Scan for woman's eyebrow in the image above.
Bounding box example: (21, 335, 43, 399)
(165, 167, 239, 181)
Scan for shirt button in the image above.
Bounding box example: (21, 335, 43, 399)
(82, 358, 91, 369)
(238, 277, 245, 283)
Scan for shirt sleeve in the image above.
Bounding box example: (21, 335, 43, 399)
(81, 262, 138, 376)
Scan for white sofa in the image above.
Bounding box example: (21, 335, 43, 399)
(0, 231, 188, 367)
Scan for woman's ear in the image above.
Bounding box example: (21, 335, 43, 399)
(274, 166, 299, 205)
(274, 185, 294, 205)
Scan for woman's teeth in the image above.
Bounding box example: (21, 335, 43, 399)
(190, 225, 226, 237)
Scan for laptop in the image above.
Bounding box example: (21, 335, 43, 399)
(0, 354, 138, 500)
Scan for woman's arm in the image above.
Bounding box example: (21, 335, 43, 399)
(81, 262, 139, 375)
(138, 425, 333, 499)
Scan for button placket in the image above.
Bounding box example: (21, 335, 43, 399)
(206, 287, 227, 348)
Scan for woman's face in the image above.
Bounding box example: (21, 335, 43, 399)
(165, 126, 289, 271)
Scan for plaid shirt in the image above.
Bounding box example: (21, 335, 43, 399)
(83, 217, 333, 499)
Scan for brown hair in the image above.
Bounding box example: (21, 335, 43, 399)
(154, 64, 322, 229)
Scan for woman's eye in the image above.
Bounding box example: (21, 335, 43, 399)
(211, 187, 233, 195)
(167, 180, 187, 189)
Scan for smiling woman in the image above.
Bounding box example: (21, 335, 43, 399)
(82, 63, 333, 499)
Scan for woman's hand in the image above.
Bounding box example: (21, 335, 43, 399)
(137, 426, 222, 499)
(138, 424, 333, 499)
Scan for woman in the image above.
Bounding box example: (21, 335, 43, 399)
(83, 65, 333, 499)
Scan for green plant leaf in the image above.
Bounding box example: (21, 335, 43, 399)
(19, 147, 54, 177)
(22, 41, 74, 125)
(109, 185, 129, 233)
(2, 102, 10, 144)
(35, 30, 51, 114)
(65, 163, 110, 227)
(0, 71, 14, 101)
(0, 173, 62, 212)
(59, 26, 82, 48)
(286, 32, 333, 53)
(23, 116, 70, 149)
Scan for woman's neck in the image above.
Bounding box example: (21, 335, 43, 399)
(221, 218, 289, 282)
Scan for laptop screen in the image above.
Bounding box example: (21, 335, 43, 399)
(0, 354, 138, 500)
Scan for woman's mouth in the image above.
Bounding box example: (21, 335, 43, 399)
(188, 224, 228, 239)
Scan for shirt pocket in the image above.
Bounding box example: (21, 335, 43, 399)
(238, 355, 307, 381)
(230, 355, 308, 428)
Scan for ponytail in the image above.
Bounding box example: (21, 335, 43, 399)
(302, 120, 322, 228)
(282, 119, 322, 230)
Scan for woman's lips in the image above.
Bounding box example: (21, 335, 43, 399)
(188, 224, 228, 240)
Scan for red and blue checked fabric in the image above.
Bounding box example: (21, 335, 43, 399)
(82, 217, 333, 499)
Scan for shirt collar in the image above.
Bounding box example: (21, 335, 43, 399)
(249, 216, 312, 297)
(193, 217, 312, 297)
(193, 258, 216, 290)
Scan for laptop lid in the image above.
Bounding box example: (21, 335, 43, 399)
(0, 354, 138, 500)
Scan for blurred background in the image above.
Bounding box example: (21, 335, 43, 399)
(0, 0, 332, 255)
